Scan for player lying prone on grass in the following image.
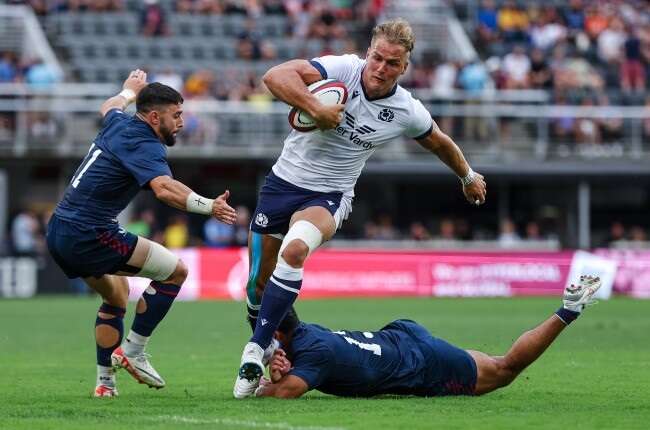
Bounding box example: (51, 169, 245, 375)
(255, 276, 601, 398)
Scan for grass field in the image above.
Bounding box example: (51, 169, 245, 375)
(1, 296, 649, 430)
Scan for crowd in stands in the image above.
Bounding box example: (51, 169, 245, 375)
(0, 52, 61, 86)
(402, 0, 650, 146)
(471, 0, 649, 98)
(5, 204, 649, 261)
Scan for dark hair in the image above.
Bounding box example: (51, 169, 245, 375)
(277, 307, 300, 334)
(136, 82, 183, 113)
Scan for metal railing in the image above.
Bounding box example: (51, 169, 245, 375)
(0, 89, 649, 162)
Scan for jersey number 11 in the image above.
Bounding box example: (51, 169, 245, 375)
(71, 144, 103, 188)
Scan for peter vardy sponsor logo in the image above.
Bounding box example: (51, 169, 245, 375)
(336, 112, 376, 150)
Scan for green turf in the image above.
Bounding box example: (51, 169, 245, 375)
(1, 296, 648, 429)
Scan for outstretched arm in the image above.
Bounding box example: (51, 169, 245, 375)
(99, 69, 148, 117)
(255, 375, 309, 399)
(149, 175, 236, 224)
(262, 60, 343, 130)
(416, 125, 487, 205)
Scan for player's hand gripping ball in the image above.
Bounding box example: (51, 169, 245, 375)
(288, 79, 348, 132)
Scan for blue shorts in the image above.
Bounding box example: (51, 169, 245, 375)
(250, 171, 344, 235)
(46, 214, 138, 279)
(384, 319, 477, 396)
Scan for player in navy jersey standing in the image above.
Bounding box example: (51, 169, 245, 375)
(255, 276, 602, 399)
(234, 18, 487, 397)
(46, 69, 236, 397)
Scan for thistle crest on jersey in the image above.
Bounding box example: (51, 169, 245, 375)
(378, 108, 395, 122)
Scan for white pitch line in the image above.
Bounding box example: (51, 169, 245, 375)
(150, 415, 347, 430)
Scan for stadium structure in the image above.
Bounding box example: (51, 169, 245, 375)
(0, 0, 649, 301)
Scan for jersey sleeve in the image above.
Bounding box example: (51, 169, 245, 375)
(102, 108, 128, 129)
(309, 54, 362, 84)
(119, 139, 172, 186)
(404, 98, 434, 139)
(288, 345, 335, 390)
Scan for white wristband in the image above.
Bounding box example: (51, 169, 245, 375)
(459, 168, 476, 186)
(118, 89, 136, 105)
(186, 192, 214, 215)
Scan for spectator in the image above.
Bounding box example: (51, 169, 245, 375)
(431, 60, 458, 97)
(458, 61, 490, 141)
(184, 69, 215, 98)
(204, 217, 235, 247)
(11, 209, 41, 257)
(597, 18, 627, 64)
(563, 0, 585, 35)
(141, 0, 169, 37)
(233, 205, 251, 246)
(24, 59, 61, 89)
(530, 7, 567, 51)
(458, 60, 489, 95)
(263, 0, 287, 15)
(551, 94, 575, 143)
(575, 97, 600, 144)
(584, 4, 609, 41)
(436, 218, 456, 240)
(497, 0, 529, 43)
(125, 209, 156, 238)
(0, 52, 19, 83)
(502, 45, 531, 89)
(310, 5, 346, 40)
(477, 0, 499, 51)
(153, 68, 184, 92)
(643, 96, 650, 141)
(375, 214, 399, 240)
(525, 221, 543, 240)
(529, 48, 553, 89)
(164, 215, 189, 248)
(597, 94, 623, 142)
(409, 221, 431, 241)
(0, 115, 13, 142)
(27, 112, 59, 140)
(620, 28, 645, 93)
(629, 225, 647, 242)
(607, 221, 626, 246)
(498, 218, 521, 247)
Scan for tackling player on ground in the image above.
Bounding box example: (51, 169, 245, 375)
(235, 18, 487, 397)
(256, 276, 601, 399)
(47, 70, 236, 397)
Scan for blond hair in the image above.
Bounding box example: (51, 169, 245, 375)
(371, 18, 415, 53)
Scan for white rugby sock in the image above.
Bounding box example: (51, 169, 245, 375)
(123, 330, 149, 356)
(97, 365, 115, 387)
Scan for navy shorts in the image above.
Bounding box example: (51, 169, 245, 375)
(46, 214, 138, 279)
(384, 319, 478, 396)
(250, 171, 344, 235)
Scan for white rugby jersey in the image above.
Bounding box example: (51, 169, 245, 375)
(272, 54, 434, 196)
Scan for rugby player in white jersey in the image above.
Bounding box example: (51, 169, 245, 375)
(234, 18, 487, 398)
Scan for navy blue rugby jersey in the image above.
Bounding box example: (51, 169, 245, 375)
(288, 321, 433, 397)
(54, 109, 172, 227)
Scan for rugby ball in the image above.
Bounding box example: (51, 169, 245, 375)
(288, 79, 348, 132)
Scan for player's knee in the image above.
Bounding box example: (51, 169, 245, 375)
(165, 259, 188, 285)
(280, 240, 309, 268)
(100, 279, 129, 307)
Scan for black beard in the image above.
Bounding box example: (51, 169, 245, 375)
(161, 128, 176, 147)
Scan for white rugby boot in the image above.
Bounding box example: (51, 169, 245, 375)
(233, 342, 265, 399)
(111, 346, 165, 389)
(94, 384, 118, 397)
(563, 275, 602, 312)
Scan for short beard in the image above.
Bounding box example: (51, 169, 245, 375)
(160, 126, 176, 147)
